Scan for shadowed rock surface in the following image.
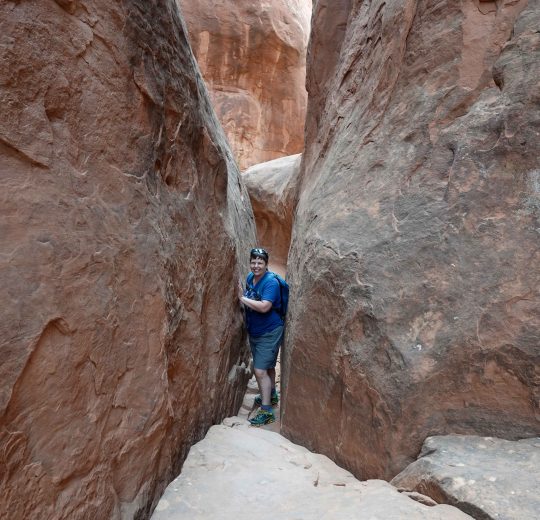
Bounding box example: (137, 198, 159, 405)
(281, 0, 540, 480)
(392, 435, 540, 520)
(178, 0, 311, 170)
(242, 154, 301, 274)
(0, 1, 254, 518)
(151, 421, 473, 520)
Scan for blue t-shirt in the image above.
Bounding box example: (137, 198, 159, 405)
(244, 272, 283, 336)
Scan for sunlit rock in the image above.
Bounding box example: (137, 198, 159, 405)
(179, 0, 311, 169)
(242, 154, 301, 274)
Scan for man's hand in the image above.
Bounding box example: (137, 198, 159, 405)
(238, 279, 272, 312)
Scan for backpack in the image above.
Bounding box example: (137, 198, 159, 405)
(246, 271, 289, 320)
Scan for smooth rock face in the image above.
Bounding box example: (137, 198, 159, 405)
(178, 0, 311, 170)
(242, 154, 301, 274)
(281, 0, 540, 480)
(391, 435, 540, 520)
(151, 421, 473, 520)
(0, 1, 254, 518)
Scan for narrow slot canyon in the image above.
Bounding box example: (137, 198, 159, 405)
(1, 1, 538, 520)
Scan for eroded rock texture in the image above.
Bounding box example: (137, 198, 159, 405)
(0, 1, 254, 518)
(242, 154, 301, 275)
(281, 0, 540, 481)
(178, 0, 311, 170)
(392, 435, 540, 520)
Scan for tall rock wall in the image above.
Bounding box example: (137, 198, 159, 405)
(0, 1, 254, 518)
(282, 0, 540, 480)
(178, 0, 311, 170)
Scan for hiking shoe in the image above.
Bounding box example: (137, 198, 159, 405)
(249, 409, 275, 427)
(254, 392, 279, 407)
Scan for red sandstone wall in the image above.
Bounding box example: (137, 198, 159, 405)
(0, 1, 254, 518)
(282, 0, 540, 480)
(178, 0, 311, 170)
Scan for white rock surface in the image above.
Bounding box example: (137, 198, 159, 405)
(151, 420, 472, 519)
(392, 435, 540, 520)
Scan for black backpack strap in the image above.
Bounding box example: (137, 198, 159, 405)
(276, 275, 284, 319)
(246, 272, 255, 290)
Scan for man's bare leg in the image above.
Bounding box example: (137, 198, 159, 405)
(268, 367, 276, 391)
(254, 368, 271, 406)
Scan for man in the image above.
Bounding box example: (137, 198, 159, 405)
(238, 248, 283, 426)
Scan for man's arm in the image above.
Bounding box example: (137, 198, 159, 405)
(240, 296, 273, 313)
(237, 280, 273, 313)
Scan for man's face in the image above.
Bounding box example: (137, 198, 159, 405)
(250, 257, 267, 277)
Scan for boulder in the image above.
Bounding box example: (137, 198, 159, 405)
(178, 0, 311, 170)
(242, 154, 301, 274)
(151, 421, 473, 519)
(281, 0, 540, 480)
(391, 435, 540, 520)
(0, 1, 254, 518)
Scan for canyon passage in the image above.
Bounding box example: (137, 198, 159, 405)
(1, 0, 539, 519)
